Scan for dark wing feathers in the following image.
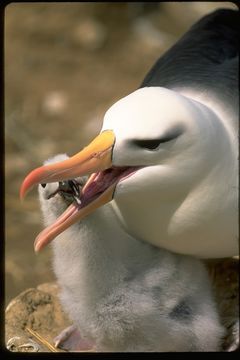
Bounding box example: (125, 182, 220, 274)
(141, 9, 239, 90)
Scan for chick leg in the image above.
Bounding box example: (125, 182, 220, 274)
(54, 325, 95, 352)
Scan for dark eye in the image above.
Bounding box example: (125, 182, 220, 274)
(133, 139, 162, 150)
(41, 183, 46, 188)
(132, 129, 182, 151)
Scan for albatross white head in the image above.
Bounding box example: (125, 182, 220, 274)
(20, 87, 238, 257)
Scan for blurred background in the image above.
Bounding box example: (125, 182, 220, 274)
(5, 2, 237, 305)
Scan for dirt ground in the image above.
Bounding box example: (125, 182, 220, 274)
(5, 2, 237, 307)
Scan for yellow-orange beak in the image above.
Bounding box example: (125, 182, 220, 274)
(20, 130, 115, 199)
(20, 130, 118, 252)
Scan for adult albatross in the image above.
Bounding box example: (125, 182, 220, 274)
(20, 9, 239, 351)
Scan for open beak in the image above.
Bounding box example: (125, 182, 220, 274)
(20, 130, 119, 251)
(20, 130, 115, 199)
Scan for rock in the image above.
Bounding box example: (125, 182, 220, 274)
(5, 282, 71, 352)
(5, 258, 239, 352)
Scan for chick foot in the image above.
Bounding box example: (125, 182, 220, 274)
(54, 325, 95, 352)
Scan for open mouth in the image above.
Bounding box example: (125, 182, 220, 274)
(20, 130, 142, 252)
(34, 166, 140, 252)
(81, 166, 138, 207)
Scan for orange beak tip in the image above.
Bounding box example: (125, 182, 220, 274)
(20, 166, 44, 200)
(20, 183, 29, 201)
(20, 186, 26, 201)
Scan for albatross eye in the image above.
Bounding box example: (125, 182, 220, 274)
(133, 139, 163, 150)
(132, 129, 183, 151)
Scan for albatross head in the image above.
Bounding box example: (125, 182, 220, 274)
(20, 87, 224, 252)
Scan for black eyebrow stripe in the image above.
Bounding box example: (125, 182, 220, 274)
(132, 127, 183, 150)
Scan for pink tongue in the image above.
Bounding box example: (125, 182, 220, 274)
(82, 168, 123, 200)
